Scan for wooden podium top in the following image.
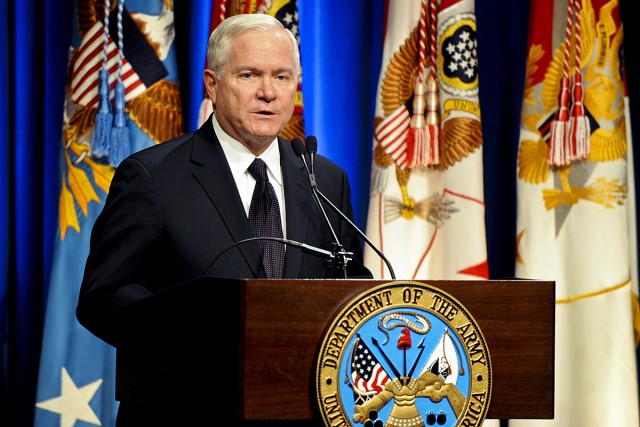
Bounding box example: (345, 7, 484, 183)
(117, 278, 555, 422)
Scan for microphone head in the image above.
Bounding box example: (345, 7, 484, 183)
(305, 135, 318, 154)
(291, 137, 306, 156)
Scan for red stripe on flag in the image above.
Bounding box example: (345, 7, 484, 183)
(124, 78, 144, 95)
(73, 30, 103, 73)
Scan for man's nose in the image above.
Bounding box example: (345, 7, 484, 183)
(257, 77, 276, 101)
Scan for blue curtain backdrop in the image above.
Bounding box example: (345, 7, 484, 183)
(1, 0, 74, 425)
(297, 1, 386, 229)
(1, 0, 638, 426)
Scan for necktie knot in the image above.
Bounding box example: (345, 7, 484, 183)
(248, 158, 268, 183)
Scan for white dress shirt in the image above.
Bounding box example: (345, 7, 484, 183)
(211, 113, 287, 238)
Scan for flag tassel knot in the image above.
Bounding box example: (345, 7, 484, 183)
(109, 82, 130, 167)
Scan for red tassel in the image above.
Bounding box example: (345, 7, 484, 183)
(425, 75, 440, 166)
(427, 123, 440, 165)
(408, 74, 427, 168)
(548, 76, 571, 166)
(568, 73, 590, 160)
(407, 127, 428, 168)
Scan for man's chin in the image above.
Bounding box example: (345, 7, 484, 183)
(250, 124, 284, 140)
(238, 128, 282, 150)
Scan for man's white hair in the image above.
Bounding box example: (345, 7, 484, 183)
(206, 13, 301, 77)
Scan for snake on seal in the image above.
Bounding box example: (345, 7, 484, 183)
(378, 311, 431, 344)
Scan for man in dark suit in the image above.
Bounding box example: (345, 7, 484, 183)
(77, 12, 371, 426)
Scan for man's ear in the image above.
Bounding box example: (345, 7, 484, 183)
(203, 69, 217, 104)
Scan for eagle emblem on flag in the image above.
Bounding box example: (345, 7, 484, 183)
(517, 0, 626, 214)
(372, 1, 483, 230)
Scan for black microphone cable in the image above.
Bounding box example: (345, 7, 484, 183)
(204, 236, 339, 277)
(300, 136, 397, 280)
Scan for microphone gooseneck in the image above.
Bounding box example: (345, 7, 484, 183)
(291, 137, 352, 277)
(312, 189, 396, 279)
(205, 236, 335, 277)
(299, 136, 397, 280)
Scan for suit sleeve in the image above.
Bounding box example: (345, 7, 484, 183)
(76, 156, 163, 346)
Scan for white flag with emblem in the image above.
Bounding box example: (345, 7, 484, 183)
(364, 0, 488, 282)
(511, 0, 639, 425)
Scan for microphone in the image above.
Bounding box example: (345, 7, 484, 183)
(306, 135, 318, 176)
(204, 236, 339, 277)
(291, 137, 353, 277)
(292, 137, 318, 189)
(298, 136, 397, 280)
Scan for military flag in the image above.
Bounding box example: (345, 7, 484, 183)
(364, 0, 488, 282)
(512, 0, 639, 425)
(420, 328, 462, 385)
(34, 1, 182, 426)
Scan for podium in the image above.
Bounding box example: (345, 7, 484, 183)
(116, 278, 554, 424)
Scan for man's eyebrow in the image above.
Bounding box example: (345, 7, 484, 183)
(231, 65, 295, 74)
(273, 66, 295, 74)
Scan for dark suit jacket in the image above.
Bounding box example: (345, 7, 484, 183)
(77, 116, 371, 347)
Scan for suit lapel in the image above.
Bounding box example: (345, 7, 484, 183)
(190, 118, 262, 277)
(280, 138, 311, 278)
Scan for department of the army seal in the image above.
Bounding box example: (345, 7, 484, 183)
(316, 281, 491, 427)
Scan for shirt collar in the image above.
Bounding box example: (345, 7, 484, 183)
(212, 113, 282, 186)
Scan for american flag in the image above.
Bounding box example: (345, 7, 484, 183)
(350, 336, 391, 400)
(70, 6, 169, 109)
(71, 21, 145, 108)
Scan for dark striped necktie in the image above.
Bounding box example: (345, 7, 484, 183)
(247, 158, 285, 278)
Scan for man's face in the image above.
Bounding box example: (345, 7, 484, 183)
(204, 29, 298, 154)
